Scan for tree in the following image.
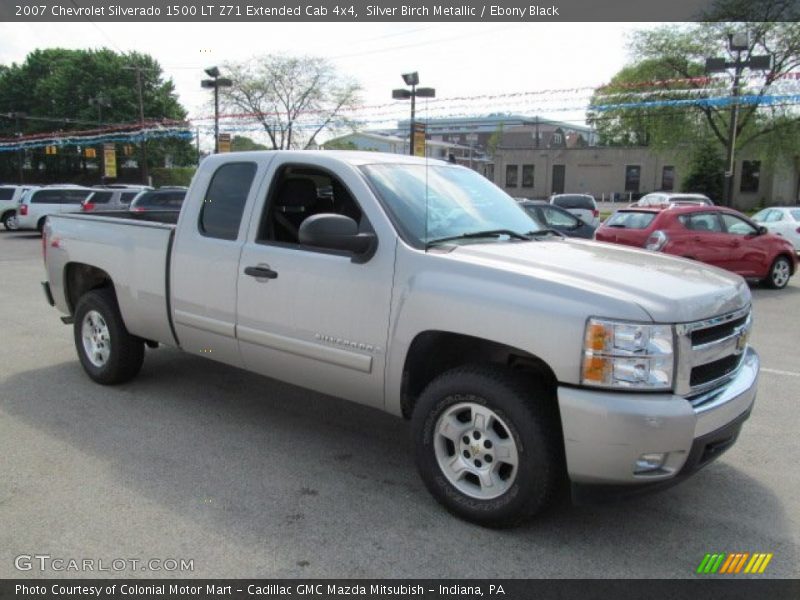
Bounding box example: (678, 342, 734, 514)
(0, 48, 195, 181)
(587, 6, 800, 161)
(220, 55, 361, 150)
(682, 139, 725, 199)
(230, 135, 269, 152)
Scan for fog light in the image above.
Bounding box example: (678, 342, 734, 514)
(634, 452, 667, 474)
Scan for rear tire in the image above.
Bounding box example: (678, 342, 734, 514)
(2, 211, 17, 231)
(73, 288, 144, 384)
(763, 256, 791, 289)
(411, 364, 564, 527)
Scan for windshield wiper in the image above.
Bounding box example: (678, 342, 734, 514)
(426, 229, 531, 248)
(527, 228, 565, 239)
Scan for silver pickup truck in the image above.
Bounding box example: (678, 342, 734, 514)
(42, 151, 758, 526)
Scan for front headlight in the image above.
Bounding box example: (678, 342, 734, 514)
(582, 318, 674, 390)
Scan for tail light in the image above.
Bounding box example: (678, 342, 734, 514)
(593, 209, 599, 218)
(82, 202, 95, 212)
(645, 230, 669, 251)
(131, 207, 145, 213)
(19, 204, 28, 216)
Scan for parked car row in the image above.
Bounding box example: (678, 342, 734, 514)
(0, 183, 188, 233)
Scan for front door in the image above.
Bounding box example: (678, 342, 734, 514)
(235, 156, 396, 409)
(551, 165, 565, 195)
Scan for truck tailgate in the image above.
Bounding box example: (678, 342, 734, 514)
(45, 214, 178, 346)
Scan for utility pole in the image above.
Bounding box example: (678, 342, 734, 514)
(706, 32, 773, 207)
(201, 67, 233, 154)
(392, 72, 435, 157)
(10, 112, 26, 183)
(123, 65, 150, 185)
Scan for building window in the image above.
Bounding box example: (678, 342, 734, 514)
(522, 165, 534, 188)
(661, 166, 675, 191)
(552, 133, 563, 145)
(740, 160, 761, 193)
(506, 165, 518, 187)
(625, 165, 641, 193)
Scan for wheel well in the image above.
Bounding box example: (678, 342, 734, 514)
(1, 209, 15, 220)
(400, 331, 558, 419)
(64, 263, 114, 314)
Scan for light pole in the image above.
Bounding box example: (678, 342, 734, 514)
(10, 111, 26, 183)
(706, 32, 773, 206)
(201, 66, 233, 154)
(392, 72, 435, 156)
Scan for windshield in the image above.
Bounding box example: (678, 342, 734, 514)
(361, 164, 542, 246)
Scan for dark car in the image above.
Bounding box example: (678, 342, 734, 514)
(518, 199, 596, 239)
(595, 205, 797, 289)
(129, 188, 187, 213)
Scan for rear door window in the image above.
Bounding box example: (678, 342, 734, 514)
(678, 213, 724, 232)
(553, 195, 594, 210)
(604, 211, 656, 229)
(0, 188, 15, 201)
(89, 191, 113, 204)
(199, 162, 257, 241)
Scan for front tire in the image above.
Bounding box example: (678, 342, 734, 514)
(73, 288, 144, 384)
(764, 256, 791, 289)
(411, 364, 563, 527)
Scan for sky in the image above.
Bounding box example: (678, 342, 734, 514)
(0, 21, 659, 147)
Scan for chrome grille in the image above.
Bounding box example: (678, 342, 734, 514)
(675, 305, 752, 398)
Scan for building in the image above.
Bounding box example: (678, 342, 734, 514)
(494, 144, 799, 209)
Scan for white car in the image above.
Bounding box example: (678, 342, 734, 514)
(636, 192, 713, 208)
(550, 194, 599, 227)
(752, 206, 800, 251)
(16, 186, 94, 232)
(0, 184, 40, 230)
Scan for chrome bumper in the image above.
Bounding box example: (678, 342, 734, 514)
(558, 347, 758, 487)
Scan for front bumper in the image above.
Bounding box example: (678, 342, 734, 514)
(558, 347, 758, 500)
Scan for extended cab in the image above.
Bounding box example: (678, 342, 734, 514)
(42, 152, 759, 526)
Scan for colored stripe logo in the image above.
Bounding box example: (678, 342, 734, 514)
(696, 552, 773, 574)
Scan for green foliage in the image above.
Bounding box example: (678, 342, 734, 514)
(230, 135, 269, 152)
(322, 138, 358, 150)
(682, 139, 725, 200)
(150, 167, 196, 188)
(0, 48, 196, 181)
(588, 12, 800, 160)
(487, 123, 505, 157)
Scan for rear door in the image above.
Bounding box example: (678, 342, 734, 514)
(674, 212, 729, 267)
(235, 155, 396, 409)
(170, 157, 268, 366)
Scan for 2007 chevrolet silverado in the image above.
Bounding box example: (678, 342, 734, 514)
(42, 151, 758, 526)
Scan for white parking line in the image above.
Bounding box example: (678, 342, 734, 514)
(761, 367, 800, 378)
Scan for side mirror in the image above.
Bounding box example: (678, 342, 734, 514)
(757, 225, 768, 235)
(299, 213, 377, 262)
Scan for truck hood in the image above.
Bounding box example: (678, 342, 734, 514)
(448, 239, 750, 323)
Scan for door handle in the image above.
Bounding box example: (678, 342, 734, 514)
(244, 266, 278, 279)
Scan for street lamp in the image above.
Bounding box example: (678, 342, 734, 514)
(201, 66, 233, 153)
(705, 32, 773, 206)
(89, 93, 112, 123)
(392, 71, 435, 156)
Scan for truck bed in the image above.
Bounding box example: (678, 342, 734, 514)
(45, 212, 178, 346)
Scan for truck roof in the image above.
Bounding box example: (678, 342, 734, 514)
(213, 150, 450, 167)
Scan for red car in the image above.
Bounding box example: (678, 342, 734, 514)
(595, 205, 797, 289)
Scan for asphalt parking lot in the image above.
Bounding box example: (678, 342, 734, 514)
(1, 229, 798, 579)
